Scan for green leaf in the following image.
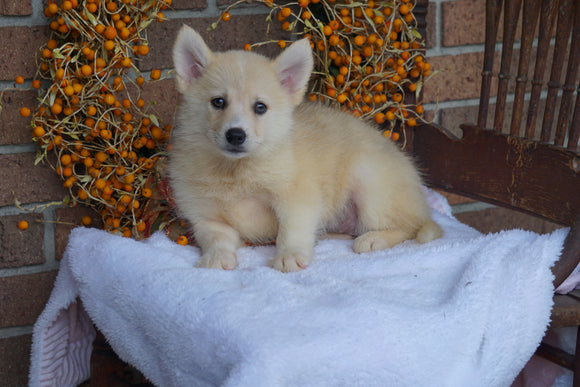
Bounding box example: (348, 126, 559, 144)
(148, 114, 159, 127)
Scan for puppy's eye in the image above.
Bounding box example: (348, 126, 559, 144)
(254, 102, 267, 115)
(211, 97, 226, 110)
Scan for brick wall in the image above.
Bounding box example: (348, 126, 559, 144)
(0, 1, 559, 385)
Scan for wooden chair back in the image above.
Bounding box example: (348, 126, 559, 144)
(412, 0, 580, 287)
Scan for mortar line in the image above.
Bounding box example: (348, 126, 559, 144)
(0, 325, 34, 340)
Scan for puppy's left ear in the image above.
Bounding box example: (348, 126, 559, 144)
(274, 39, 313, 105)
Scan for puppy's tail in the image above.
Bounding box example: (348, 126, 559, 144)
(416, 219, 443, 244)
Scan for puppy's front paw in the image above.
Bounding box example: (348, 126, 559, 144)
(196, 251, 237, 270)
(270, 252, 311, 273)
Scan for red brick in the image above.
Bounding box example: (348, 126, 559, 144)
(140, 15, 291, 71)
(172, 0, 207, 9)
(0, 334, 32, 387)
(0, 26, 50, 80)
(441, 0, 485, 47)
(455, 207, 561, 234)
(0, 213, 45, 268)
(0, 0, 32, 15)
(0, 271, 57, 328)
(425, 2, 437, 49)
(0, 90, 37, 145)
(0, 153, 67, 207)
(138, 79, 179, 128)
(441, 0, 548, 47)
(422, 52, 483, 103)
(439, 105, 479, 136)
(55, 206, 102, 260)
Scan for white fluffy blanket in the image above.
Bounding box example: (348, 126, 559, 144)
(29, 192, 569, 387)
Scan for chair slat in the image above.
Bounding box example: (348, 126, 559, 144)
(554, 2, 580, 147)
(493, 0, 522, 132)
(540, 0, 575, 142)
(478, 0, 504, 129)
(525, 0, 559, 138)
(569, 86, 580, 150)
(510, 0, 542, 136)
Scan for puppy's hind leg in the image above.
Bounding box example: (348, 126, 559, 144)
(350, 164, 425, 253)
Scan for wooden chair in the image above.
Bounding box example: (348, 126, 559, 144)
(412, 0, 580, 382)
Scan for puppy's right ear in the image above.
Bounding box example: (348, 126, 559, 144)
(173, 25, 212, 93)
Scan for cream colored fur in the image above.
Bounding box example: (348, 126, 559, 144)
(169, 25, 443, 272)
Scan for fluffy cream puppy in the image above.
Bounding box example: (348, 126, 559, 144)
(169, 25, 442, 272)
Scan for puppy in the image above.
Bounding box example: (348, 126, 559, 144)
(169, 25, 443, 272)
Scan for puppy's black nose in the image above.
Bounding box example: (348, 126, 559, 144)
(225, 128, 246, 146)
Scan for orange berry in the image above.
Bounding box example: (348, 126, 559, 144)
(81, 216, 92, 226)
(104, 26, 117, 40)
(95, 151, 108, 163)
(142, 188, 152, 198)
(33, 126, 46, 137)
(124, 174, 135, 184)
(328, 35, 340, 46)
(94, 178, 106, 190)
(176, 235, 188, 245)
(104, 40, 115, 51)
(243, 43, 252, 51)
(391, 132, 400, 141)
(399, 4, 411, 15)
(32, 79, 41, 89)
(106, 1, 117, 12)
(18, 220, 29, 230)
(328, 20, 340, 30)
(80, 64, 92, 76)
(138, 45, 149, 56)
(19, 107, 31, 117)
(136, 220, 146, 232)
(221, 12, 231, 22)
(416, 105, 425, 115)
(280, 7, 292, 18)
(77, 189, 88, 200)
(374, 112, 385, 124)
(103, 93, 115, 105)
(61, 154, 72, 165)
(150, 69, 161, 80)
(354, 35, 366, 46)
(15, 76, 24, 84)
(46, 3, 58, 15)
(64, 85, 75, 96)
